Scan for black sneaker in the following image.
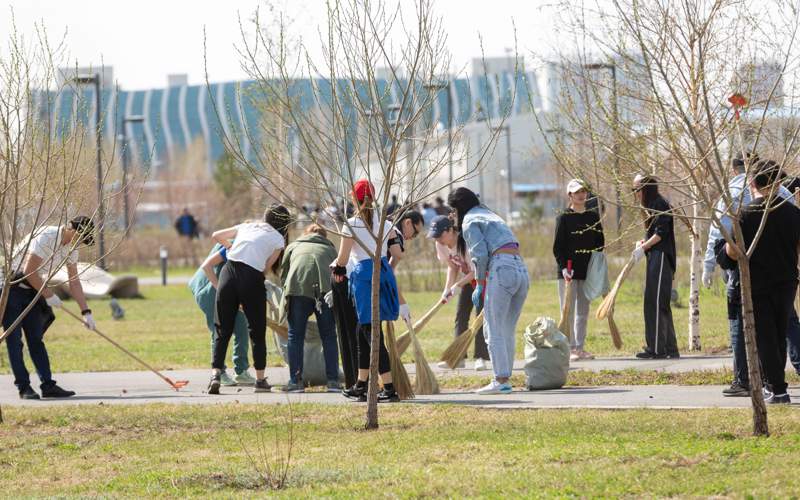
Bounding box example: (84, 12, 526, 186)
(635, 351, 666, 359)
(207, 374, 221, 395)
(722, 382, 750, 397)
(378, 388, 400, 403)
(342, 384, 367, 401)
(666, 352, 680, 359)
(40, 383, 75, 398)
(254, 378, 272, 393)
(768, 393, 791, 405)
(19, 386, 40, 400)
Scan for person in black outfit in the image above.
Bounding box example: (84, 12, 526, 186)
(553, 179, 605, 359)
(726, 159, 800, 404)
(631, 174, 679, 359)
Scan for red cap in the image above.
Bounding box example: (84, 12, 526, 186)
(352, 179, 375, 202)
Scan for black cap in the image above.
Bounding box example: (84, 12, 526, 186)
(426, 215, 452, 239)
(70, 216, 95, 246)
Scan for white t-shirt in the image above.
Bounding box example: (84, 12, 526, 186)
(11, 226, 78, 277)
(342, 215, 394, 270)
(226, 222, 286, 272)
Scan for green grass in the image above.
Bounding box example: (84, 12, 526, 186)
(1, 403, 799, 497)
(0, 279, 732, 374)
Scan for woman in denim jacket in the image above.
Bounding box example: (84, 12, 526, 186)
(447, 188, 530, 394)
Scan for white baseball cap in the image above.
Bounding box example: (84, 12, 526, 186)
(567, 178, 587, 193)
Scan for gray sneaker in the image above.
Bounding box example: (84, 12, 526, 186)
(234, 371, 256, 385)
(281, 381, 304, 393)
(254, 378, 272, 393)
(326, 380, 342, 393)
(219, 371, 237, 387)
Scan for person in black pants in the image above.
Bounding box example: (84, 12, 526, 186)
(726, 159, 800, 404)
(207, 204, 291, 394)
(631, 175, 679, 359)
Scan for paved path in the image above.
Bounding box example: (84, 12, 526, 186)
(1, 355, 794, 409)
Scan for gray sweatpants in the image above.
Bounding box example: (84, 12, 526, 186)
(557, 279, 590, 351)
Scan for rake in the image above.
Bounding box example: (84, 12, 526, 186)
(396, 299, 447, 356)
(440, 310, 485, 369)
(385, 321, 414, 400)
(61, 306, 189, 390)
(406, 320, 439, 395)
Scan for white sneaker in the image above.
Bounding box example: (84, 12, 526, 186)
(219, 371, 237, 386)
(474, 358, 489, 371)
(235, 371, 256, 385)
(569, 350, 580, 362)
(475, 380, 513, 395)
(437, 360, 465, 370)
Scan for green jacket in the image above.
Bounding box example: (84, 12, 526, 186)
(279, 233, 337, 300)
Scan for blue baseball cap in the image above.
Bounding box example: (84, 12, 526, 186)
(427, 215, 453, 238)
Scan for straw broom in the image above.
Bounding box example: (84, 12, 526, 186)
(557, 261, 574, 343)
(596, 256, 636, 320)
(384, 321, 414, 400)
(440, 310, 485, 369)
(396, 299, 447, 356)
(607, 311, 624, 349)
(406, 320, 439, 394)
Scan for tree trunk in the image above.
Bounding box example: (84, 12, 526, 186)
(365, 253, 382, 430)
(688, 204, 702, 350)
(737, 256, 769, 436)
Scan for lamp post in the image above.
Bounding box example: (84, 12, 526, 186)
(583, 62, 621, 229)
(72, 73, 105, 268)
(491, 124, 513, 218)
(424, 81, 453, 185)
(118, 115, 145, 235)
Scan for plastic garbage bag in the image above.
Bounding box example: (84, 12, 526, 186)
(523, 317, 570, 390)
(583, 251, 610, 302)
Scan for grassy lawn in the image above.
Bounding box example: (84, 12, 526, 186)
(1, 403, 798, 497)
(0, 279, 733, 375)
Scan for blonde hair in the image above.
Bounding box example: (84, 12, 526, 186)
(304, 224, 328, 238)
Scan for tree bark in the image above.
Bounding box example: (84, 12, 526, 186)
(736, 256, 769, 436)
(365, 253, 382, 430)
(688, 203, 702, 350)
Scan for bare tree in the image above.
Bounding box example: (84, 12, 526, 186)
(536, 0, 800, 435)
(209, 0, 511, 429)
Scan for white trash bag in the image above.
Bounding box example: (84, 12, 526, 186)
(523, 317, 571, 390)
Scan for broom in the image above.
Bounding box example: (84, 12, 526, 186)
(61, 306, 189, 390)
(557, 260, 574, 343)
(396, 299, 447, 356)
(440, 310, 485, 369)
(384, 321, 414, 400)
(607, 310, 624, 349)
(596, 255, 636, 320)
(406, 320, 439, 394)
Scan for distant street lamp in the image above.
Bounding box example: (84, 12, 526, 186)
(491, 124, 513, 218)
(424, 81, 453, 185)
(118, 114, 145, 235)
(72, 74, 106, 269)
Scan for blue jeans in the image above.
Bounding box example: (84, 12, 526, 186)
(194, 284, 249, 374)
(287, 296, 339, 384)
(483, 254, 529, 379)
(2, 287, 54, 391)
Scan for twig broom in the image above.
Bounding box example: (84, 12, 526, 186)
(396, 299, 447, 355)
(557, 261, 574, 343)
(440, 310, 485, 369)
(385, 321, 414, 399)
(596, 256, 636, 320)
(406, 320, 439, 394)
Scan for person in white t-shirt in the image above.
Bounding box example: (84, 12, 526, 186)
(207, 204, 291, 395)
(333, 179, 405, 402)
(4, 216, 97, 399)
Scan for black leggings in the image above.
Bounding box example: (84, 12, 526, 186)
(332, 278, 359, 388)
(214, 260, 267, 370)
(358, 323, 390, 375)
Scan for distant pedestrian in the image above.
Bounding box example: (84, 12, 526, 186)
(175, 207, 199, 239)
(422, 203, 437, 226)
(385, 194, 400, 216)
(434, 196, 450, 216)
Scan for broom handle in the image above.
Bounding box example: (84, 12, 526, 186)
(400, 299, 446, 338)
(60, 306, 178, 389)
(267, 318, 289, 339)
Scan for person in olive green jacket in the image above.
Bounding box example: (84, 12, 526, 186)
(279, 224, 340, 392)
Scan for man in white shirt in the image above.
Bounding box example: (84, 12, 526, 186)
(4, 216, 97, 399)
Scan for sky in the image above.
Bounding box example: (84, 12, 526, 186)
(1, 0, 561, 90)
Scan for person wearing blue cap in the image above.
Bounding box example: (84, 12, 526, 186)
(427, 215, 490, 370)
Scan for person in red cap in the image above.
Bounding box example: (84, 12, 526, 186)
(332, 179, 406, 402)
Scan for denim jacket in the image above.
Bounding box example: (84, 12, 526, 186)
(462, 205, 519, 278)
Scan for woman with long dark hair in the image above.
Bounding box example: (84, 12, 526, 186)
(447, 187, 529, 394)
(631, 174, 678, 359)
(333, 179, 403, 402)
(207, 204, 291, 394)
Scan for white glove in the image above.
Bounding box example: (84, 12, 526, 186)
(399, 303, 411, 324)
(632, 244, 646, 264)
(561, 268, 574, 281)
(701, 269, 713, 289)
(83, 312, 96, 331)
(45, 294, 62, 308)
(324, 290, 334, 308)
(441, 285, 460, 303)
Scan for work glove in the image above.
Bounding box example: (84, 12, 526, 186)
(399, 303, 411, 324)
(441, 285, 460, 304)
(561, 268, 574, 281)
(701, 269, 713, 289)
(324, 290, 334, 308)
(45, 294, 62, 309)
(471, 283, 485, 309)
(631, 242, 646, 264)
(82, 312, 96, 331)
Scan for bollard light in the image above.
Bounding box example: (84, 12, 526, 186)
(159, 246, 168, 286)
